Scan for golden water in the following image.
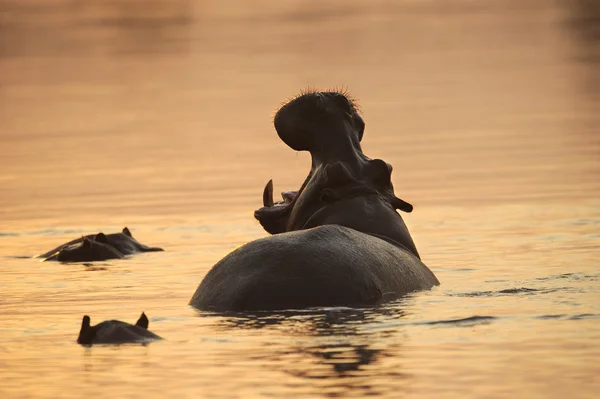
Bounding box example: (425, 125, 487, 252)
(1, 0, 599, 397)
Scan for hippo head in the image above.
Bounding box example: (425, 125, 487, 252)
(56, 236, 123, 262)
(77, 312, 154, 345)
(254, 91, 420, 258)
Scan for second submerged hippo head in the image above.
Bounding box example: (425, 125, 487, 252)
(77, 312, 162, 345)
(254, 90, 419, 257)
(56, 235, 124, 263)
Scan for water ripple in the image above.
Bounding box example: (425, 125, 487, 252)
(416, 315, 496, 327)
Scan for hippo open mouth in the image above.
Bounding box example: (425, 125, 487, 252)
(253, 180, 297, 234)
(254, 90, 418, 256)
(189, 90, 438, 311)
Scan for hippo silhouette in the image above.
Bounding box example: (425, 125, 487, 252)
(77, 312, 163, 345)
(55, 236, 124, 263)
(39, 227, 163, 262)
(190, 90, 439, 311)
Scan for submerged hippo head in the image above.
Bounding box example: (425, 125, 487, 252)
(103, 227, 164, 255)
(57, 236, 124, 263)
(77, 312, 162, 345)
(255, 90, 419, 257)
(39, 227, 164, 262)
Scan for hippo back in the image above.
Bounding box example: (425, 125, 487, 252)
(189, 225, 438, 311)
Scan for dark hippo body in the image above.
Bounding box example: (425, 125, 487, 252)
(39, 227, 163, 262)
(190, 90, 439, 311)
(51, 236, 124, 263)
(77, 312, 162, 345)
(191, 225, 437, 311)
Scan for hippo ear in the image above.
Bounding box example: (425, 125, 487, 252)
(77, 315, 95, 345)
(368, 159, 392, 186)
(367, 159, 413, 212)
(94, 233, 108, 244)
(135, 312, 149, 329)
(82, 238, 91, 249)
(122, 227, 132, 237)
(392, 197, 414, 213)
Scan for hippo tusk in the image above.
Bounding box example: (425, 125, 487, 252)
(392, 197, 413, 213)
(263, 180, 274, 207)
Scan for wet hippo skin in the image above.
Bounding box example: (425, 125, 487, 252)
(190, 91, 439, 311)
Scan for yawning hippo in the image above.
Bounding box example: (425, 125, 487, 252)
(77, 312, 163, 345)
(190, 90, 439, 311)
(39, 227, 163, 262)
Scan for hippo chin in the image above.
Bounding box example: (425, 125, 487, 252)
(39, 227, 164, 262)
(190, 90, 439, 311)
(77, 312, 162, 345)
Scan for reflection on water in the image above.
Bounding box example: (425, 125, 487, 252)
(564, 0, 600, 115)
(566, 0, 600, 45)
(1, 0, 599, 398)
(209, 306, 407, 397)
(214, 308, 390, 394)
(212, 305, 405, 334)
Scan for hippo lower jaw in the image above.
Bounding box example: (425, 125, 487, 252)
(254, 179, 299, 234)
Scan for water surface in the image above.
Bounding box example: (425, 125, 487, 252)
(1, 0, 599, 398)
